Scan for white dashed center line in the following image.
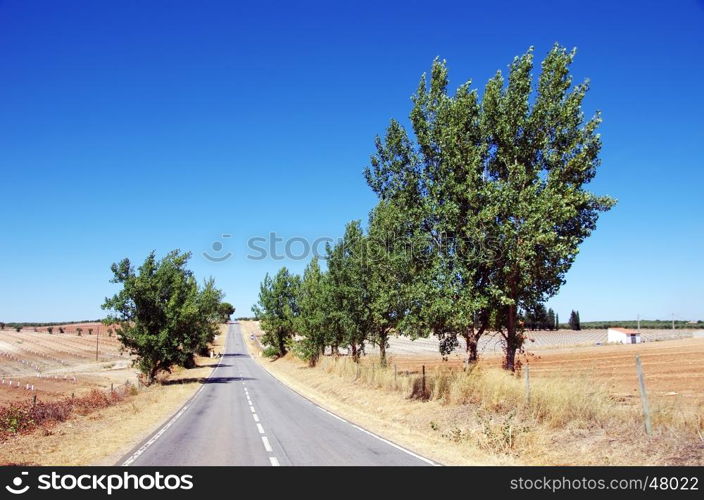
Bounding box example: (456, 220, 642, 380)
(236, 336, 280, 466)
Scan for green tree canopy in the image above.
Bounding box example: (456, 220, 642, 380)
(569, 310, 581, 330)
(102, 250, 224, 384)
(325, 221, 372, 361)
(294, 257, 329, 366)
(252, 267, 300, 357)
(365, 45, 614, 370)
(218, 302, 236, 322)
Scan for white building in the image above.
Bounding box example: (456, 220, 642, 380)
(607, 327, 641, 344)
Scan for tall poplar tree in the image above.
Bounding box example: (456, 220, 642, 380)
(365, 44, 614, 370)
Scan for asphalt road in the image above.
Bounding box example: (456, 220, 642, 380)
(120, 324, 432, 466)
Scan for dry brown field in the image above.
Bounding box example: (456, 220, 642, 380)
(0, 326, 133, 405)
(388, 337, 704, 413)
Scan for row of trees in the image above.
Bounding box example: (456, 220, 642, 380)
(254, 211, 417, 367)
(568, 310, 582, 330)
(522, 305, 558, 331)
(255, 44, 614, 371)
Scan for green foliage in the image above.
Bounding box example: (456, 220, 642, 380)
(364, 45, 614, 370)
(365, 202, 419, 366)
(102, 250, 224, 384)
(294, 258, 329, 366)
(262, 345, 280, 358)
(253, 45, 616, 372)
(252, 267, 300, 357)
(218, 302, 236, 322)
(524, 304, 556, 331)
(568, 310, 581, 330)
(325, 221, 372, 361)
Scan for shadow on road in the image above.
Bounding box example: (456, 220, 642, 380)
(161, 376, 256, 385)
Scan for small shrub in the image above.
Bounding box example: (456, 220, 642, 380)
(262, 346, 280, 358)
(0, 387, 128, 440)
(410, 376, 431, 400)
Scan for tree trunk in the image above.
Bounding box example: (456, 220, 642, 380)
(350, 343, 358, 362)
(308, 353, 318, 368)
(184, 354, 196, 369)
(504, 303, 518, 371)
(147, 364, 160, 386)
(379, 331, 388, 368)
(278, 335, 287, 357)
(466, 335, 478, 362)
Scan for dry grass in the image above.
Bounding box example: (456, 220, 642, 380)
(321, 357, 616, 428)
(240, 320, 704, 465)
(0, 325, 227, 465)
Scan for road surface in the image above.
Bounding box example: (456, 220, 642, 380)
(120, 324, 431, 466)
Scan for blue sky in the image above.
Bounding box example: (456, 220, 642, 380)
(0, 0, 702, 322)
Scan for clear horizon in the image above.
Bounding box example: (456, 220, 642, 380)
(1, 0, 702, 323)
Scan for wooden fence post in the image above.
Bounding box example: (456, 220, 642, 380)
(525, 364, 531, 406)
(635, 355, 652, 435)
(422, 365, 426, 396)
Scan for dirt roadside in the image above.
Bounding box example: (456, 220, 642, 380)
(0, 326, 228, 466)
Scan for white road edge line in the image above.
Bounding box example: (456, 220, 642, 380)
(248, 337, 438, 466)
(256, 423, 265, 434)
(269, 457, 280, 466)
(317, 406, 347, 423)
(253, 413, 259, 422)
(250, 406, 255, 413)
(350, 424, 436, 465)
(261, 436, 272, 452)
(121, 327, 230, 466)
